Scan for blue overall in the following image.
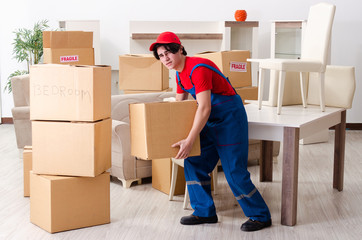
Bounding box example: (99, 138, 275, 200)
(176, 63, 271, 222)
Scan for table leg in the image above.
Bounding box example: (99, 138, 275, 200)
(333, 110, 346, 191)
(281, 127, 299, 226)
(260, 140, 273, 182)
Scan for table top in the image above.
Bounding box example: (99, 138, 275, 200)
(245, 104, 345, 141)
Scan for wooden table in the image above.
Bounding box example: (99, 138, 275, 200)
(245, 104, 346, 226)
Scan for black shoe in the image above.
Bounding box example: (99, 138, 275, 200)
(180, 214, 218, 225)
(240, 218, 272, 232)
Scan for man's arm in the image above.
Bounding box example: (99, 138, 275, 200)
(176, 92, 189, 101)
(172, 90, 211, 159)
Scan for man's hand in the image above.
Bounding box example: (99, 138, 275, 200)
(172, 138, 194, 159)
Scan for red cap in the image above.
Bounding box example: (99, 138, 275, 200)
(149, 31, 181, 51)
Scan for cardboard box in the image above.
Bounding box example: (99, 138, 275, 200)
(123, 88, 173, 94)
(234, 86, 258, 104)
(43, 31, 94, 65)
(152, 158, 186, 195)
(32, 118, 111, 177)
(194, 51, 252, 88)
(152, 158, 214, 195)
(23, 146, 32, 197)
(43, 48, 94, 66)
(119, 54, 169, 91)
(130, 100, 200, 160)
(30, 172, 110, 233)
(43, 31, 93, 49)
(30, 64, 111, 121)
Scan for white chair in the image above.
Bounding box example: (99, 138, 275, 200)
(248, 3, 336, 114)
(169, 158, 218, 209)
(308, 65, 356, 109)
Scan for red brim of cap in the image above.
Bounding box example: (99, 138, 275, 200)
(149, 42, 157, 51)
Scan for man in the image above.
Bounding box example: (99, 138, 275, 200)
(150, 31, 272, 232)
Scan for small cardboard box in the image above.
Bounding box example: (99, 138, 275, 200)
(234, 86, 258, 104)
(119, 54, 169, 91)
(23, 146, 32, 197)
(152, 158, 186, 195)
(32, 118, 111, 177)
(43, 31, 94, 65)
(130, 100, 200, 160)
(30, 172, 110, 233)
(30, 64, 111, 121)
(195, 51, 252, 88)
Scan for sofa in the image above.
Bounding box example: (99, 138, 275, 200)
(110, 92, 280, 188)
(11, 74, 32, 156)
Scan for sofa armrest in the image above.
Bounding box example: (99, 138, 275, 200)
(11, 74, 30, 107)
(11, 106, 30, 120)
(112, 119, 137, 180)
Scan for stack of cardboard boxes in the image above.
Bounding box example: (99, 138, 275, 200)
(43, 31, 95, 66)
(118, 54, 171, 94)
(195, 50, 258, 103)
(29, 64, 111, 233)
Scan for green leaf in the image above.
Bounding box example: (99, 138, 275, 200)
(4, 70, 29, 94)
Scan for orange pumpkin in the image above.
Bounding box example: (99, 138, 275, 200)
(234, 10, 247, 22)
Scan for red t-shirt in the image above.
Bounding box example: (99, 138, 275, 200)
(176, 57, 236, 96)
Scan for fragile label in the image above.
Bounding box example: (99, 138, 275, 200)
(60, 55, 79, 63)
(230, 61, 247, 72)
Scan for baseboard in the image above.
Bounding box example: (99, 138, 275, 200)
(1, 118, 13, 124)
(346, 123, 362, 130)
(329, 123, 362, 130)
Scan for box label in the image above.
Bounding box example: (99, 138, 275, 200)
(60, 55, 79, 63)
(230, 61, 247, 72)
(32, 83, 92, 103)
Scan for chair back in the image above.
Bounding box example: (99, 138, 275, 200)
(301, 2, 336, 70)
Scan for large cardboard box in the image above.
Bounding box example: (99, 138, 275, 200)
(30, 64, 111, 121)
(119, 54, 169, 91)
(152, 158, 186, 195)
(30, 172, 110, 233)
(23, 146, 32, 197)
(234, 86, 258, 104)
(195, 51, 252, 88)
(130, 100, 200, 160)
(32, 118, 111, 177)
(43, 31, 94, 65)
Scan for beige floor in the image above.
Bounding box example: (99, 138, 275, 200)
(1, 123, 361, 240)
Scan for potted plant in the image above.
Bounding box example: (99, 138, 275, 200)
(4, 19, 49, 93)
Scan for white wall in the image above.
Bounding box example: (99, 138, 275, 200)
(1, 0, 361, 122)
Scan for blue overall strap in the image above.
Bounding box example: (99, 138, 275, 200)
(176, 71, 187, 92)
(190, 63, 233, 87)
(177, 63, 236, 94)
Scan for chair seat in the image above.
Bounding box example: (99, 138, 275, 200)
(258, 58, 324, 72)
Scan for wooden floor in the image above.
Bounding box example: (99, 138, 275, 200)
(1, 124, 362, 240)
